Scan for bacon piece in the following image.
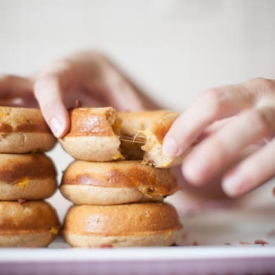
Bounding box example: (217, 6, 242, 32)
(254, 239, 268, 245)
(18, 199, 26, 205)
(99, 244, 113, 248)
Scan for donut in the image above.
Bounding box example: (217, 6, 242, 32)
(60, 160, 179, 205)
(59, 107, 193, 168)
(119, 110, 191, 168)
(0, 201, 60, 247)
(0, 107, 56, 153)
(0, 153, 57, 201)
(63, 202, 182, 247)
(59, 107, 123, 162)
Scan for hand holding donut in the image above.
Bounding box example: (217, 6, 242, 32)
(1, 52, 274, 199)
(163, 78, 275, 198)
(0, 51, 159, 138)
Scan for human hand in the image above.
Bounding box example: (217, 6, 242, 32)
(33, 51, 160, 137)
(0, 51, 159, 138)
(163, 78, 275, 197)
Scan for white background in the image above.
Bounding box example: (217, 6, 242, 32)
(0, 0, 275, 220)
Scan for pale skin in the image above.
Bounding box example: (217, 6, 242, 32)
(0, 51, 159, 135)
(0, 51, 274, 198)
(163, 78, 275, 198)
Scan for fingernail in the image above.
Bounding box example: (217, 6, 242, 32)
(163, 137, 181, 157)
(50, 117, 65, 138)
(222, 171, 244, 197)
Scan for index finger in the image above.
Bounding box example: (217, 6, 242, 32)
(34, 74, 70, 138)
(33, 59, 79, 138)
(163, 83, 256, 157)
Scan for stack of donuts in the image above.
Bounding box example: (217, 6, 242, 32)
(0, 107, 60, 247)
(59, 107, 183, 248)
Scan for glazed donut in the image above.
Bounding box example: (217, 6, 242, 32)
(0, 153, 57, 201)
(0, 107, 56, 153)
(60, 160, 178, 205)
(0, 201, 59, 247)
(63, 202, 182, 247)
(59, 107, 123, 161)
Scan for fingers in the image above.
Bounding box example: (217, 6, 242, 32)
(34, 75, 70, 138)
(33, 50, 160, 139)
(33, 58, 80, 137)
(104, 79, 150, 111)
(0, 74, 37, 107)
(88, 59, 159, 111)
(182, 106, 275, 186)
(0, 73, 69, 136)
(163, 83, 255, 157)
(162, 77, 275, 197)
(223, 138, 275, 197)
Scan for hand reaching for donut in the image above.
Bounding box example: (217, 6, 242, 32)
(163, 78, 275, 198)
(0, 51, 159, 138)
(1, 52, 274, 199)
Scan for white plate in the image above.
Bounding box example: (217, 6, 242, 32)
(1, 245, 275, 275)
(1, 197, 275, 275)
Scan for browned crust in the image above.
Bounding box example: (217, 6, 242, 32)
(59, 107, 123, 161)
(0, 153, 57, 200)
(61, 160, 178, 197)
(0, 107, 52, 133)
(0, 153, 56, 182)
(63, 202, 182, 236)
(64, 107, 121, 137)
(0, 201, 60, 232)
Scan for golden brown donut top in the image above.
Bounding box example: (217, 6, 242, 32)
(0, 201, 60, 232)
(63, 203, 182, 235)
(61, 160, 178, 197)
(0, 107, 52, 133)
(65, 107, 121, 137)
(0, 154, 56, 183)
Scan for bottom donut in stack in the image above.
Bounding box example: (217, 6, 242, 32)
(0, 201, 59, 247)
(0, 153, 60, 247)
(60, 160, 182, 247)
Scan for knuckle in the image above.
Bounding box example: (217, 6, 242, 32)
(200, 88, 226, 117)
(245, 108, 274, 131)
(52, 59, 74, 74)
(246, 77, 275, 94)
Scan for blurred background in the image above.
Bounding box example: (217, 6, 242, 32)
(0, 0, 275, 220)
